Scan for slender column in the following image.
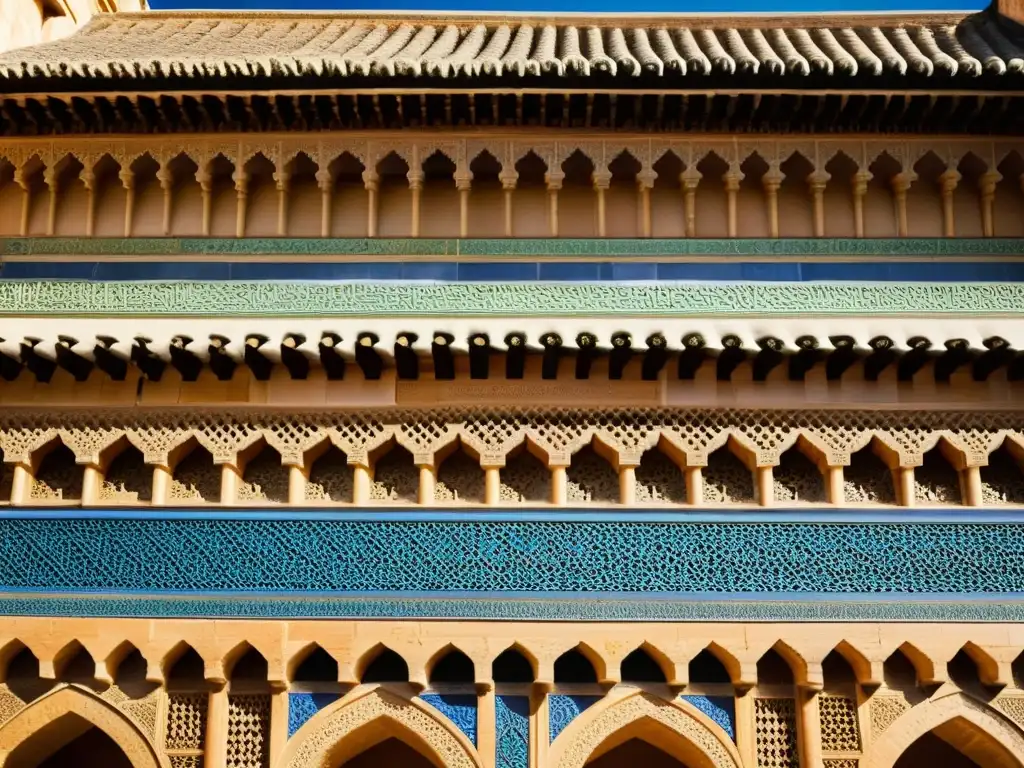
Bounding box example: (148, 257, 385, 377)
(363, 170, 379, 237)
(852, 170, 871, 238)
(268, 684, 288, 768)
(798, 688, 824, 768)
(895, 467, 915, 507)
(681, 167, 701, 237)
(120, 167, 135, 237)
(531, 687, 549, 768)
(81, 169, 97, 237)
(456, 171, 473, 237)
(756, 466, 774, 507)
(484, 466, 501, 506)
(724, 169, 743, 237)
(288, 464, 306, 505)
(762, 166, 783, 238)
(205, 685, 229, 768)
(316, 168, 333, 237)
(9, 464, 32, 506)
(619, 465, 636, 506)
(418, 464, 436, 506)
(407, 168, 424, 237)
(352, 463, 371, 505)
(81, 464, 101, 506)
(500, 170, 517, 236)
(939, 169, 961, 237)
(545, 170, 564, 236)
(44, 167, 58, 236)
(233, 170, 248, 238)
(550, 465, 568, 506)
(979, 170, 1001, 238)
(157, 164, 174, 236)
(477, 684, 496, 768)
(890, 171, 916, 237)
(197, 168, 214, 237)
(685, 466, 703, 506)
(14, 168, 30, 236)
(808, 170, 830, 237)
(220, 464, 241, 505)
(274, 170, 290, 236)
(734, 690, 756, 768)
(592, 169, 611, 237)
(151, 465, 171, 506)
(963, 465, 983, 507)
(826, 466, 845, 505)
(637, 169, 656, 237)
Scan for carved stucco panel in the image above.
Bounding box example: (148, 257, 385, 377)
(284, 687, 481, 768)
(864, 693, 1024, 768)
(550, 691, 742, 768)
(0, 685, 168, 768)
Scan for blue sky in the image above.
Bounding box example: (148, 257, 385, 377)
(150, 0, 983, 13)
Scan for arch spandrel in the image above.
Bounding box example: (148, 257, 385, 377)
(549, 690, 742, 768)
(866, 692, 1024, 768)
(0, 685, 167, 768)
(280, 686, 482, 768)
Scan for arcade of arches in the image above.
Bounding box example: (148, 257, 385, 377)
(0, 621, 1022, 768)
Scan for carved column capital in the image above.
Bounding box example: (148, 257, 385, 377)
(362, 169, 380, 191)
(679, 167, 702, 190)
(806, 169, 830, 192)
(939, 169, 962, 194)
(851, 169, 872, 196)
(722, 169, 744, 192)
(890, 171, 917, 195)
(979, 170, 1002, 199)
(545, 170, 565, 191)
(156, 165, 174, 190)
(119, 167, 135, 190)
(761, 167, 784, 192)
(195, 169, 213, 192)
(79, 168, 96, 191)
(232, 170, 249, 194)
(636, 168, 658, 190)
(273, 170, 290, 192)
(315, 168, 333, 191)
(454, 171, 473, 192)
(13, 168, 30, 191)
(499, 169, 519, 190)
(406, 169, 425, 191)
(591, 169, 612, 190)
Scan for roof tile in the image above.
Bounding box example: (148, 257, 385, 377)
(1, 10, 1022, 83)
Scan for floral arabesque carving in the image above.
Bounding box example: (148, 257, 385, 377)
(0, 685, 169, 768)
(864, 693, 1024, 768)
(549, 690, 742, 768)
(282, 686, 481, 768)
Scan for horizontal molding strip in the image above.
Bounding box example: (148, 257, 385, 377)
(3, 507, 1023, 524)
(1, 280, 1022, 316)
(4, 237, 1024, 258)
(1, 594, 1022, 622)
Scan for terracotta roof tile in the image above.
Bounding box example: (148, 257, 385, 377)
(1, 10, 1022, 82)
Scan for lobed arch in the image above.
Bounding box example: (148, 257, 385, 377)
(618, 642, 676, 685)
(491, 643, 539, 684)
(280, 686, 482, 768)
(865, 692, 1024, 768)
(548, 690, 743, 768)
(0, 685, 168, 768)
(426, 644, 478, 685)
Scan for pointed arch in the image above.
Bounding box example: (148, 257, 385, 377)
(0, 686, 168, 768)
(279, 686, 482, 768)
(549, 690, 742, 768)
(865, 692, 1024, 768)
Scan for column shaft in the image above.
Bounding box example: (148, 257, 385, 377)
(205, 687, 229, 768)
(418, 465, 436, 506)
(685, 466, 703, 506)
(151, 465, 172, 506)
